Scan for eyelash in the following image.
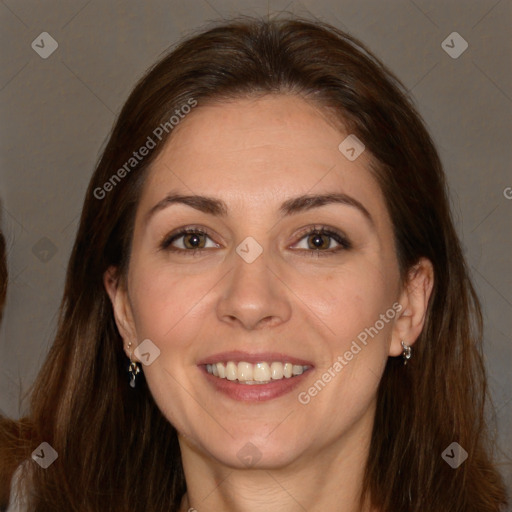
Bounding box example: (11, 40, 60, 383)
(159, 225, 352, 257)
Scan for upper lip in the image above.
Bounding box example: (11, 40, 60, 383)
(197, 350, 314, 367)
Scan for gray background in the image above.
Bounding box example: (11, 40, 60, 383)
(0, 0, 510, 493)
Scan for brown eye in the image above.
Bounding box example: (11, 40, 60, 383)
(307, 232, 332, 250)
(292, 226, 352, 257)
(160, 228, 218, 255)
(181, 232, 206, 250)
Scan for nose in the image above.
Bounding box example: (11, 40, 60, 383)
(216, 245, 292, 331)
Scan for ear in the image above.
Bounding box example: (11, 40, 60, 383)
(389, 257, 434, 357)
(103, 266, 138, 360)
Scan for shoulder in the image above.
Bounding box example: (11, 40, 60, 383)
(5, 461, 29, 512)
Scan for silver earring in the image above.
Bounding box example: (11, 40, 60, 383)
(127, 342, 141, 388)
(401, 340, 412, 365)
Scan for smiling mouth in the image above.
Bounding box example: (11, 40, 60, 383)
(204, 361, 311, 384)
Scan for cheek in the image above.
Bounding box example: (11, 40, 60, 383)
(126, 264, 217, 431)
(305, 263, 395, 341)
(323, 266, 397, 374)
(128, 265, 208, 347)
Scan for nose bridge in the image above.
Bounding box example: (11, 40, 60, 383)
(216, 234, 291, 330)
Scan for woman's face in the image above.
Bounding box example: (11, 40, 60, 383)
(112, 94, 408, 469)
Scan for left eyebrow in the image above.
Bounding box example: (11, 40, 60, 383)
(145, 192, 374, 228)
(279, 193, 373, 226)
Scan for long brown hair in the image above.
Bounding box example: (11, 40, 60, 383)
(0, 16, 508, 511)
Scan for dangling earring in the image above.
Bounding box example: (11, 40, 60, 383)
(127, 342, 141, 388)
(401, 340, 412, 365)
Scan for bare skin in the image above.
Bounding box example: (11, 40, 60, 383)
(104, 94, 434, 512)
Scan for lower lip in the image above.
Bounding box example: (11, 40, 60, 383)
(201, 366, 313, 402)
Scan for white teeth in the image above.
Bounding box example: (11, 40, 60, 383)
(205, 361, 310, 383)
(226, 361, 237, 381)
(270, 362, 284, 380)
(216, 362, 225, 378)
(292, 365, 304, 376)
(237, 362, 253, 382)
(253, 362, 270, 382)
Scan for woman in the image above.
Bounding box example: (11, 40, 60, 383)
(0, 16, 508, 512)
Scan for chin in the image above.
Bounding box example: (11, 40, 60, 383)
(193, 428, 310, 470)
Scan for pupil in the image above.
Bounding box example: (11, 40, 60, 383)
(311, 234, 325, 249)
(187, 234, 202, 248)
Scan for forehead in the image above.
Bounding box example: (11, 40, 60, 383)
(155, 95, 349, 165)
(140, 94, 387, 222)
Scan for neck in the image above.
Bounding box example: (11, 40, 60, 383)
(178, 404, 376, 512)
